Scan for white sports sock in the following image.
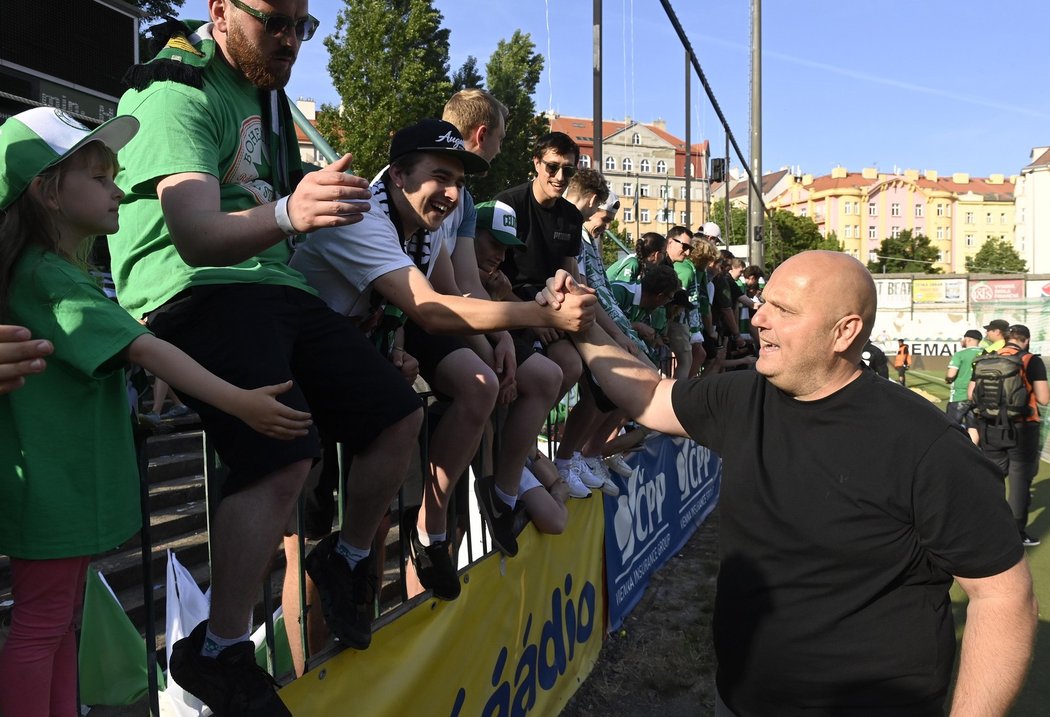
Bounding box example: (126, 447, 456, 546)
(336, 535, 370, 569)
(201, 626, 251, 658)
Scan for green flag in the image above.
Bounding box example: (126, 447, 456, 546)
(78, 568, 164, 706)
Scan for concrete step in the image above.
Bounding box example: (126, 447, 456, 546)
(145, 429, 203, 460)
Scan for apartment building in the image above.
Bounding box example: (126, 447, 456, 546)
(548, 115, 709, 243)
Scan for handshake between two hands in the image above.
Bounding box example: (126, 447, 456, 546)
(534, 269, 598, 334)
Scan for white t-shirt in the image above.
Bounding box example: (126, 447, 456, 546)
(290, 186, 413, 320)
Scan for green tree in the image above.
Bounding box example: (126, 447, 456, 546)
(867, 229, 942, 274)
(451, 56, 484, 92)
(708, 200, 748, 247)
(817, 230, 844, 253)
(317, 0, 452, 179)
(469, 31, 545, 200)
(763, 210, 825, 273)
(964, 237, 1027, 274)
(132, 0, 185, 22)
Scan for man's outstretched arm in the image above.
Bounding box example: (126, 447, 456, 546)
(950, 558, 1037, 717)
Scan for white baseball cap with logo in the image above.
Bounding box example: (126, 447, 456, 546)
(0, 106, 139, 210)
(699, 221, 722, 240)
(475, 200, 524, 247)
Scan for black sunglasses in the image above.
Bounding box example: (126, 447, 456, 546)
(228, 0, 320, 41)
(669, 237, 693, 253)
(541, 161, 577, 178)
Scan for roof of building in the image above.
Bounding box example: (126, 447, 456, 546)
(1024, 146, 1050, 169)
(548, 115, 708, 177)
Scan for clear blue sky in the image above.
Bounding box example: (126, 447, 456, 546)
(286, 0, 1050, 179)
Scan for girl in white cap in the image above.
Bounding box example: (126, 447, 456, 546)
(0, 107, 311, 716)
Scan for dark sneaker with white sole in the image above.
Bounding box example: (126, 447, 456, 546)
(474, 475, 519, 557)
(168, 621, 291, 717)
(401, 505, 461, 600)
(304, 532, 377, 649)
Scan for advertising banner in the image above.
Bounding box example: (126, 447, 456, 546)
(873, 278, 912, 309)
(281, 497, 606, 717)
(604, 434, 721, 632)
(912, 278, 967, 306)
(969, 279, 1024, 303)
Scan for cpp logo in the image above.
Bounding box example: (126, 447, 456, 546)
(612, 464, 666, 561)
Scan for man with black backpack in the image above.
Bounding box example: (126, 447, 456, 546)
(970, 324, 1049, 546)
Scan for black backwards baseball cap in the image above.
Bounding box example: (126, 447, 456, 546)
(389, 118, 489, 175)
(963, 329, 983, 341)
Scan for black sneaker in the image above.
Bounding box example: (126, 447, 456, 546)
(1021, 532, 1041, 547)
(304, 532, 377, 649)
(401, 505, 461, 600)
(473, 475, 518, 557)
(168, 621, 290, 717)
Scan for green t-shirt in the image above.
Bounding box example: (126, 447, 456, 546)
(610, 282, 668, 364)
(111, 53, 313, 318)
(947, 346, 981, 403)
(1, 247, 149, 558)
(672, 259, 702, 333)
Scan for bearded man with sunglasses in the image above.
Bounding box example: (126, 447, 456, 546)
(109, 3, 427, 715)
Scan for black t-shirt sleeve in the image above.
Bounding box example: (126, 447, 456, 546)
(912, 427, 1023, 578)
(1026, 354, 1048, 383)
(670, 373, 754, 451)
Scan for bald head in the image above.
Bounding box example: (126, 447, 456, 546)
(753, 251, 876, 400)
(774, 251, 876, 353)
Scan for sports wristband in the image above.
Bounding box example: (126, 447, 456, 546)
(274, 195, 297, 235)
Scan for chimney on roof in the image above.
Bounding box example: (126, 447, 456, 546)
(651, 118, 666, 130)
(952, 172, 969, 184)
(904, 169, 919, 180)
(296, 98, 316, 120)
(924, 169, 938, 181)
(802, 174, 813, 186)
(861, 167, 878, 179)
(989, 173, 1004, 184)
(831, 166, 847, 179)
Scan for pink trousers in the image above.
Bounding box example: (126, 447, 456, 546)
(0, 555, 91, 717)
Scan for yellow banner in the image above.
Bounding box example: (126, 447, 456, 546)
(281, 496, 606, 716)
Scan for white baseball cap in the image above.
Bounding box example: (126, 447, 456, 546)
(0, 106, 139, 210)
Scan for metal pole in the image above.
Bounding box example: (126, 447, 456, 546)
(748, 0, 764, 268)
(724, 135, 731, 243)
(593, 0, 603, 171)
(684, 50, 691, 230)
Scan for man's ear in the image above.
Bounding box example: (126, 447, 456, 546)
(210, 0, 229, 32)
(388, 164, 405, 190)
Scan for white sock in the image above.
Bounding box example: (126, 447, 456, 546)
(335, 535, 370, 569)
(418, 530, 446, 547)
(555, 457, 571, 469)
(494, 484, 517, 510)
(201, 626, 251, 658)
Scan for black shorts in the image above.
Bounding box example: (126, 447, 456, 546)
(147, 284, 421, 496)
(582, 366, 618, 413)
(403, 320, 472, 388)
(512, 332, 542, 366)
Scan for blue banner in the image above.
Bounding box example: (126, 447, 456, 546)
(603, 434, 721, 631)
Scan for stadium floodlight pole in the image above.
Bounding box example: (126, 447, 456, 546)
(684, 49, 691, 230)
(748, 0, 764, 268)
(593, 0, 603, 171)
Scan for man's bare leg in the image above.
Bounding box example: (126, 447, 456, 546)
(493, 354, 562, 498)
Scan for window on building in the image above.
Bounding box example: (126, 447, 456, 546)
(985, 212, 992, 224)
(656, 160, 667, 174)
(658, 184, 669, 199)
(965, 234, 975, 247)
(658, 209, 673, 223)
(800, 207, 808, 217)
(891, 203, 900, 217)
(915, 203, 924, 217)
(1000, 212, 1007, 224)
(844, 225, 853, 238)
(641, 209, 651, 223)
(622, 157, 632, 172)
(639, 184, 650, 197)
(936, 227, 944, 240)
(936, 204, 945, 217)
(891, 226, 901, 238)
(868, 250, 878, 262)
(843, 202, 852, 216)
(623, 208, 633, 222)
(632, 132, 641, 145)
(622, 183, 633, 196)
(679, 187, 688, 200)
(965, 211, 974, 224)
(605, 155, 615, 171)
(868, 202, 877, 216)
(640, 159, 651, 173)
(680, 211, 688, 224)
(579, 154, 591, 168)
(868, 226, 877, 239)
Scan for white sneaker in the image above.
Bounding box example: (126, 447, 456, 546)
(573, 453, 604, 489)
(583, 455, 610, 481)
(604, 454, 634, 479)
(599, 476, 620, 497)
(557, 459, 592, 499)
